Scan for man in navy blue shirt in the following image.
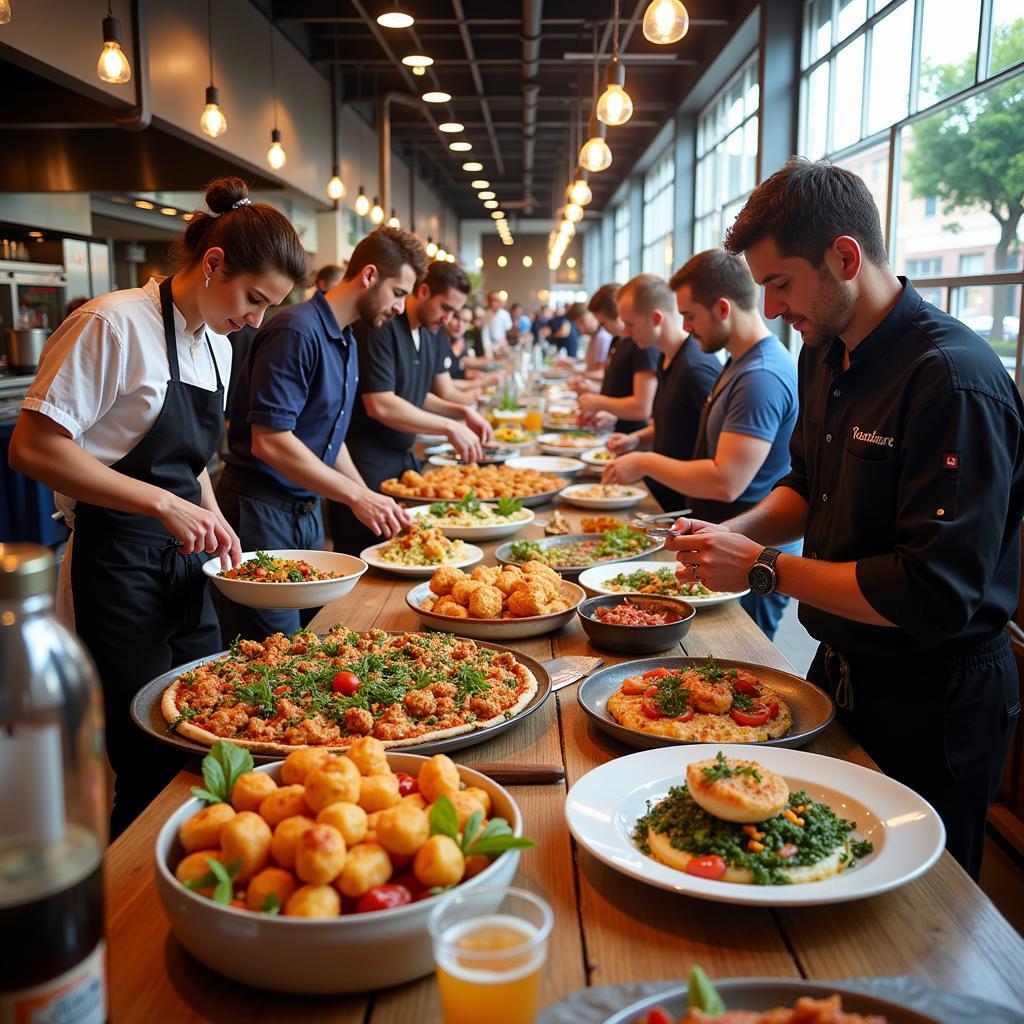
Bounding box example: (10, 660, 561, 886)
(215, 227, 426, 640)
(604, 250, 799, 639)
(667, 159, 1024, 877)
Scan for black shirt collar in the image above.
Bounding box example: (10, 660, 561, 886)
(825, 276, 922, 373)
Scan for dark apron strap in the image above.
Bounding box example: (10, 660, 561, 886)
(160, 274, 223, 391)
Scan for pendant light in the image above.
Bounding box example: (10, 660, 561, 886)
(402, 54, 433, 75)
(436, 248, 448, 262)
(199, 0, 227, 137)
(325, 57, 346, 200)
(387, 209, 400, 228)
(354, 188, 370, 218)
(370, 198, 385, 225)
(97, 2, 131, 84)
(565, 202, 584, 223)
(0, 2, 12, 25)
(597, 0, 633, 126)
(579, 114, 612, 173)
(266, 18, 286, 169)
(568, 171, 593, 207)
(376, 2, 413, 29)
(642, 0, 689, 44)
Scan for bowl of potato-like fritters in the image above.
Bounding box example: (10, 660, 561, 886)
(406, 562, 585, 640)
(154, 744, 525, 993)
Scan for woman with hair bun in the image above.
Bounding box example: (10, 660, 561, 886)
(10, 176, 308, 836)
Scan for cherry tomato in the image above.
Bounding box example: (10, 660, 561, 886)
(637, 1009, 674, 1024)
(642, 667, 674, 681)
(767, 700, 780, 720)
(729, 702, 771, 727)
(641, 685, 665, 719)
(272, 685, 288, 696)
(391, 871, 429, 901)
(732, 678, 762, 698)
(332, 671, 361, 696)
(673, 705, 695, 723)
(621, 674, 647, 695)
(355, 884, 413, 914)
(684, 854, 727, 880)
(395, 771, 419, 797)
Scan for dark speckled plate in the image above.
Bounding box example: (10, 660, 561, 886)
(577, 656, 834, 750)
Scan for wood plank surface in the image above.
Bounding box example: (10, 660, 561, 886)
(106, 493, 1024, 1021)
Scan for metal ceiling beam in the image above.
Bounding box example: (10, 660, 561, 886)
(451, 0, 504, 177)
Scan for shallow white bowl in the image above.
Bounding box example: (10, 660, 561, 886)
(359, 542, 484, 577)
(580, 447, 616, 468)
(558, 483, 647, 510)
(203, 550, 367, 610)
(154, 755, 523, 993)
(408, 503, 535, 541)
(537, 432, 606, 455)
(576, 560, 749, 606)
(505, 455, 585, 479)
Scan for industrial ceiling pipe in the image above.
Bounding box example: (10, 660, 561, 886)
(377, 91, 433, 217)
(521, 0, 543, 212)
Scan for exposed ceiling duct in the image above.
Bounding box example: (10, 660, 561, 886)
(519, 0, 543, 215)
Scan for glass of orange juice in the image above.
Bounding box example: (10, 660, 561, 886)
(523, 397, 545, 433)
(428, 885, 553, 1024)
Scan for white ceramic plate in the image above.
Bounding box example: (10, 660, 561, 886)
(407, 503, 535, 541)
(565, 743, 945, 907)
(203, 550, 367, 609)
(415, 433, 447, 445)
(580, 446, 616, 468)
(559, 483, 648, 510)
(505, 454, 585, 477)
(538, 432, 607, 454)
(359, 542, 483, 577)
(577, 560, 749, 606)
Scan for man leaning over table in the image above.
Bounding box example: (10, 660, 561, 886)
(214, 227, 423, 644)
(666, 158, 1024, 879)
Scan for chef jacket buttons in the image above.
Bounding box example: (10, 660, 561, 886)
(826, 433, 832, 443)
(832, 388, 841, 397)
(821, 493, 828, 502)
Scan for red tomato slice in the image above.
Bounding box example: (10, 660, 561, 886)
(730, 702, 771, 727)
(395, 772, 419, 797)
(673, 705, 695, 723)
(732, 678, 762, 698)
(355, 884, 412, 913)
(332, 671, 361, 696)
(272, 685, 288, 696)
(642, 667, 674, 681)
(684, 854, 727, 880)
(641, 686, 665, 719)
(767, 700, 780, 720)
(637, 1009, 674, 1024)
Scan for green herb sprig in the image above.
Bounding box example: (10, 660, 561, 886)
(191, 740, 255, 805)
(429, 795, 536, 858)
(701, 751, 763, 784)
(184, 855, 243, 904)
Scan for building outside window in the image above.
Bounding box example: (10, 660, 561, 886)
(613, 203, 630, 284)
(641, 150, 675, 275)
(694, 54, 759, 254)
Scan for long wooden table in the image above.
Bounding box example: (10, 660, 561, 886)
(105, 499, 1024, 1021)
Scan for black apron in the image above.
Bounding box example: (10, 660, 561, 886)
(72, 275, 225, 837)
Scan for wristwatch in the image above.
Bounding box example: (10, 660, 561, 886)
(747, 547, 782, 596)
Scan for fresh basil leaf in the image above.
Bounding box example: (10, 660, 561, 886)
(464, 836, 537, 857)
(429, 794, 459, 841)
(222, 741, 255, 794)
(461, 810, 484, 853)
(477, 817, 513, 841)
(201, 757, 227, 801)
(206, 857, 243, 906)
(688, 966, 726, 1014)
(260, 891, 282, 915)
(429, 501, 446, 517)
(190, 786, 223, 805)
(183, 869, 218, 891)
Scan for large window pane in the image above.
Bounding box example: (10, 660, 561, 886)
(989, 3, 1024, 77)
(950, 283, 1022, 376)
(805, 62, 830, 158)
(897, 72, 1024, 275)
(833, 35, 866, 150)
(832, 140, 890, 226)
(917, 0, 981, 108)
(867, 0, 913, 135)
(805, 0, 833, 67)
(836, 0, 867, 43)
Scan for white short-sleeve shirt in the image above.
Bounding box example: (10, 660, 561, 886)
(22, 277, 231, 523)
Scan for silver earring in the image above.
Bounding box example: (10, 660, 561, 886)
(204, 275, 210, 289)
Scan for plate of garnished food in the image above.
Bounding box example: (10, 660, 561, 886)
(565, 744, 945, 906)
(491, 426, 536, 447)
(538, 430, 606, 453)
(408, 492, 535, 541)
(131, 627, 553, 762)
(576, 655, 834, 750)
(541, 408, 579, 431)
(425, 444, 517, 467)
(155, 741, 535, 993)
(495, 528, 663, 579)
(360, 524, 483, 577)
(406, 562, 585, 640)
(559, 482, 648, 510)
(380, 465, 565, 508)
(580, 446, 616, 468)
(577, 561, 749, 605)
(203, 550, 368, 609)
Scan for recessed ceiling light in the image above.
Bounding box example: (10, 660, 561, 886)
(449, 141, 472, 152)
(483, 200, 499, 209)
(160, 207, 177, 216)
(462, 161, 483, 172)
(470, 179, 489, 189)
(523, 256, 533, 267)
(402, 54, 433, 69)
(377, 7, 414, 29)
(135, 200, 155, 210)
(497, 255, 507, 267)
(28, 231, 43, 238)
(477, 190, 496, 200)
(423, 91, 451, 103)
(439, 122, 464, 133)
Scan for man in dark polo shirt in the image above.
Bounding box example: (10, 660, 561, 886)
(214, 227, 423, 641)
(327, 260, 493, 556)
(666, 158, 1024, 877)
(605, 273, 721, 513)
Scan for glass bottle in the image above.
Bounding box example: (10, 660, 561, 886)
(0, 544, 107, 1023)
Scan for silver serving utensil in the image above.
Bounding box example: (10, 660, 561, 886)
(629, 509, 693, 538)
(542, 655, 604, 691)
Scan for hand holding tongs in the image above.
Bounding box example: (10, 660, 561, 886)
(629, 508, 693, 538)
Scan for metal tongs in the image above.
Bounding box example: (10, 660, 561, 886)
(629, 508, 693, 538)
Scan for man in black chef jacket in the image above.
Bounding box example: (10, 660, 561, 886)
(667, 157, 1024, 878)
(327, 260, 493, 554)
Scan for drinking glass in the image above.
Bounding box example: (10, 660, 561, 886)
(428, 885, 553, 1024)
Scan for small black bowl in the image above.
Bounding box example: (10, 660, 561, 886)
(576, 594, 695, 654)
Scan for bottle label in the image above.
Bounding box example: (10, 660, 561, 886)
(1, 941, 106, 1024)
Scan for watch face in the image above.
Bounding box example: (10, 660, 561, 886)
(747, 564, 775, 596)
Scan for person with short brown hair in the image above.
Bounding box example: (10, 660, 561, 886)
(314, 264, 344, 292)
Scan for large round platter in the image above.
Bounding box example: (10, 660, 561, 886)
(407, 502, 535, 541)
(565, 743, 945, 907)
(558, 482, 647, 510)
(538, 431, 607, 454)
(405, 579, 584, 640)
(130, 633, 553, 763)
(424, 443, 516, 467)
(494, 533, 663, 580)
(577, 656, 834, 751)
(605, 979, 939, 1024)
(202, 550, 367, 610)
(155, 753, 523, 994)
(359, 542, 483, 577)
(504, 454, 585, 478)
(577, 560, 749, 606)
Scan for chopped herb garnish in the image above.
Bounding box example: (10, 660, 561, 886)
(701, 751, 763, 784)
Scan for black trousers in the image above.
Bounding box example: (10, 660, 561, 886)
(71, 527, 222, 839)
(807, 634, 1020, 879)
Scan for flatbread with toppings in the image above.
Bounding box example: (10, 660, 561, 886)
(161, 628, 539, 754)
(608, 659, 793, 743)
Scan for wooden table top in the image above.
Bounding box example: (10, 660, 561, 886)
(105, 496, 1024, 1022)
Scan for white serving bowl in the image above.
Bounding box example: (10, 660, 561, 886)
(505, 454, 585, 479)
(154, 755, 523, 994)
(203, 550, 367, 610)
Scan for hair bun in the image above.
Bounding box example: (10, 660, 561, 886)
(204, 176, 250, 215)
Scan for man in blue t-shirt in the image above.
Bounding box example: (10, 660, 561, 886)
(603, 249, 798, 638)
